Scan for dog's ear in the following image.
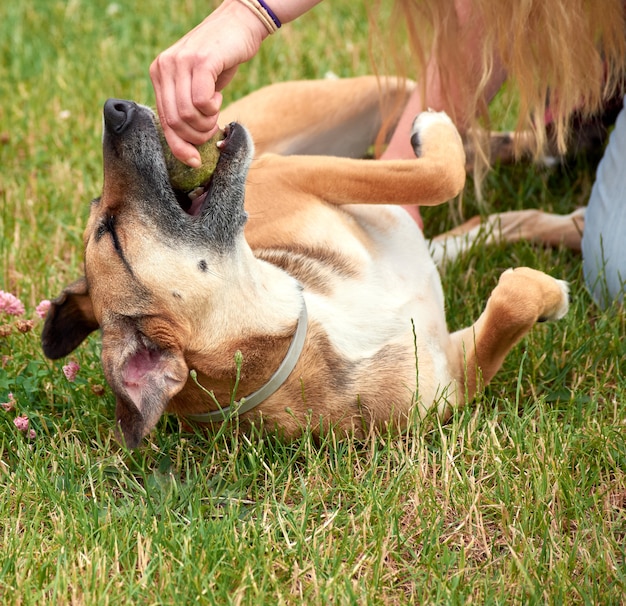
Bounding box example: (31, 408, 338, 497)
(101, 332, 189, 448)
(41, 277, 99, 359)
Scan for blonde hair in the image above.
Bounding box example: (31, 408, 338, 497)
(371, 0, 626, 174)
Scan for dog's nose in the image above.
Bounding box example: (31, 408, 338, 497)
(103, 98, 137, 134)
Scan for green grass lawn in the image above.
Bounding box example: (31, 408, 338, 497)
(1, 1, 625, 603)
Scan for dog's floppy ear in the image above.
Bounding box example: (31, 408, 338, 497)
(41, 277, 99, 359)
(101, 330, 189, 448)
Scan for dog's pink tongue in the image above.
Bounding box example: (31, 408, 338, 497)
(187, 191, 209, 217)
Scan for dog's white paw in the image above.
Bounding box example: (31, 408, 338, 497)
(500, 267, 570, 323)
(410, 110, 461, 158)
(549, 279, 570, 321)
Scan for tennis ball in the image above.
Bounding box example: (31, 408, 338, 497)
(155, 122, 222, 192)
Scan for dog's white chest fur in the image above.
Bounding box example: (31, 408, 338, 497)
(303, 204, 451, 388)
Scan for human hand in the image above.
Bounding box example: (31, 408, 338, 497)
(150, 0, 268, 166)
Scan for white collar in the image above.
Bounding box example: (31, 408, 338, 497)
(184, 301, 308, 424)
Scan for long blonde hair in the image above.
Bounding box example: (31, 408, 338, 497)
(371, 0, 626, 172)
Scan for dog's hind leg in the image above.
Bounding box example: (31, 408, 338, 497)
(220, 75, 415, 158)
(248, 110, 466, 208)
(444, 267, 569, 414)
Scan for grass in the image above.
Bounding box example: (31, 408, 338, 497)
(1, 0, 625, 603)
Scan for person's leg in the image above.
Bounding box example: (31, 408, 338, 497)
(582, 96, 626, 308)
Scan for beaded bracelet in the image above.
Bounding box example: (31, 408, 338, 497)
(257, 0, 281, 29)
(237, 0, 282, 34)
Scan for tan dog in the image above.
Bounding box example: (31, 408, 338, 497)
(42, 76, 570, 448)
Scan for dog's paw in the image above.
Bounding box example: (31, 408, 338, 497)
(410, 110, 460, 158)
(500, 267, 570, 323)
(539, 278, 570, 322)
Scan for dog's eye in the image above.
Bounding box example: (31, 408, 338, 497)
(95, 222, 108, 241)
(95, 215, 119, 248)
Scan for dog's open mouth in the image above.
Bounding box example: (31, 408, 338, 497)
(172, 124, 236, 217)
(179, 179, 212, 217)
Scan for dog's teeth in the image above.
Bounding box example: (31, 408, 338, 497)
(188, 186, 205, 201)
(217, 139, 225, 149)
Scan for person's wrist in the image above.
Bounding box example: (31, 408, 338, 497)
(219, 0, 272, 41)
(236, 0, 281, 34)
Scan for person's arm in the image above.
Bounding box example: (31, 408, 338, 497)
(150, 0, 322, 166)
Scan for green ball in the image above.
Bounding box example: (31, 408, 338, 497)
(156, 122, 222, 192)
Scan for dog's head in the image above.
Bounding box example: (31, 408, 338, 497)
(42, 99, 254, 446)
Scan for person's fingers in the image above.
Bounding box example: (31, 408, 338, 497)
(159, 93, 220, 165)
(215, 66, 239, 93)
(153, 53, 215, 132)
(154, 93, 200, 165)
(152, 54, 222, 164)
(162, 128, 203, 168)
(190, 71, 225, 118)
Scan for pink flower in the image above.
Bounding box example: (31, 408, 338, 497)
(36, 300, 51, 319)
(1, 392, 16, 412)
(0, 291, 25, 316)
(63, 361, 80, 382)
(13, 415, 36, 439)
(13, 415, 29, 432)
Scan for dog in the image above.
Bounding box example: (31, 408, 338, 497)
(41, 76, 570, 448)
